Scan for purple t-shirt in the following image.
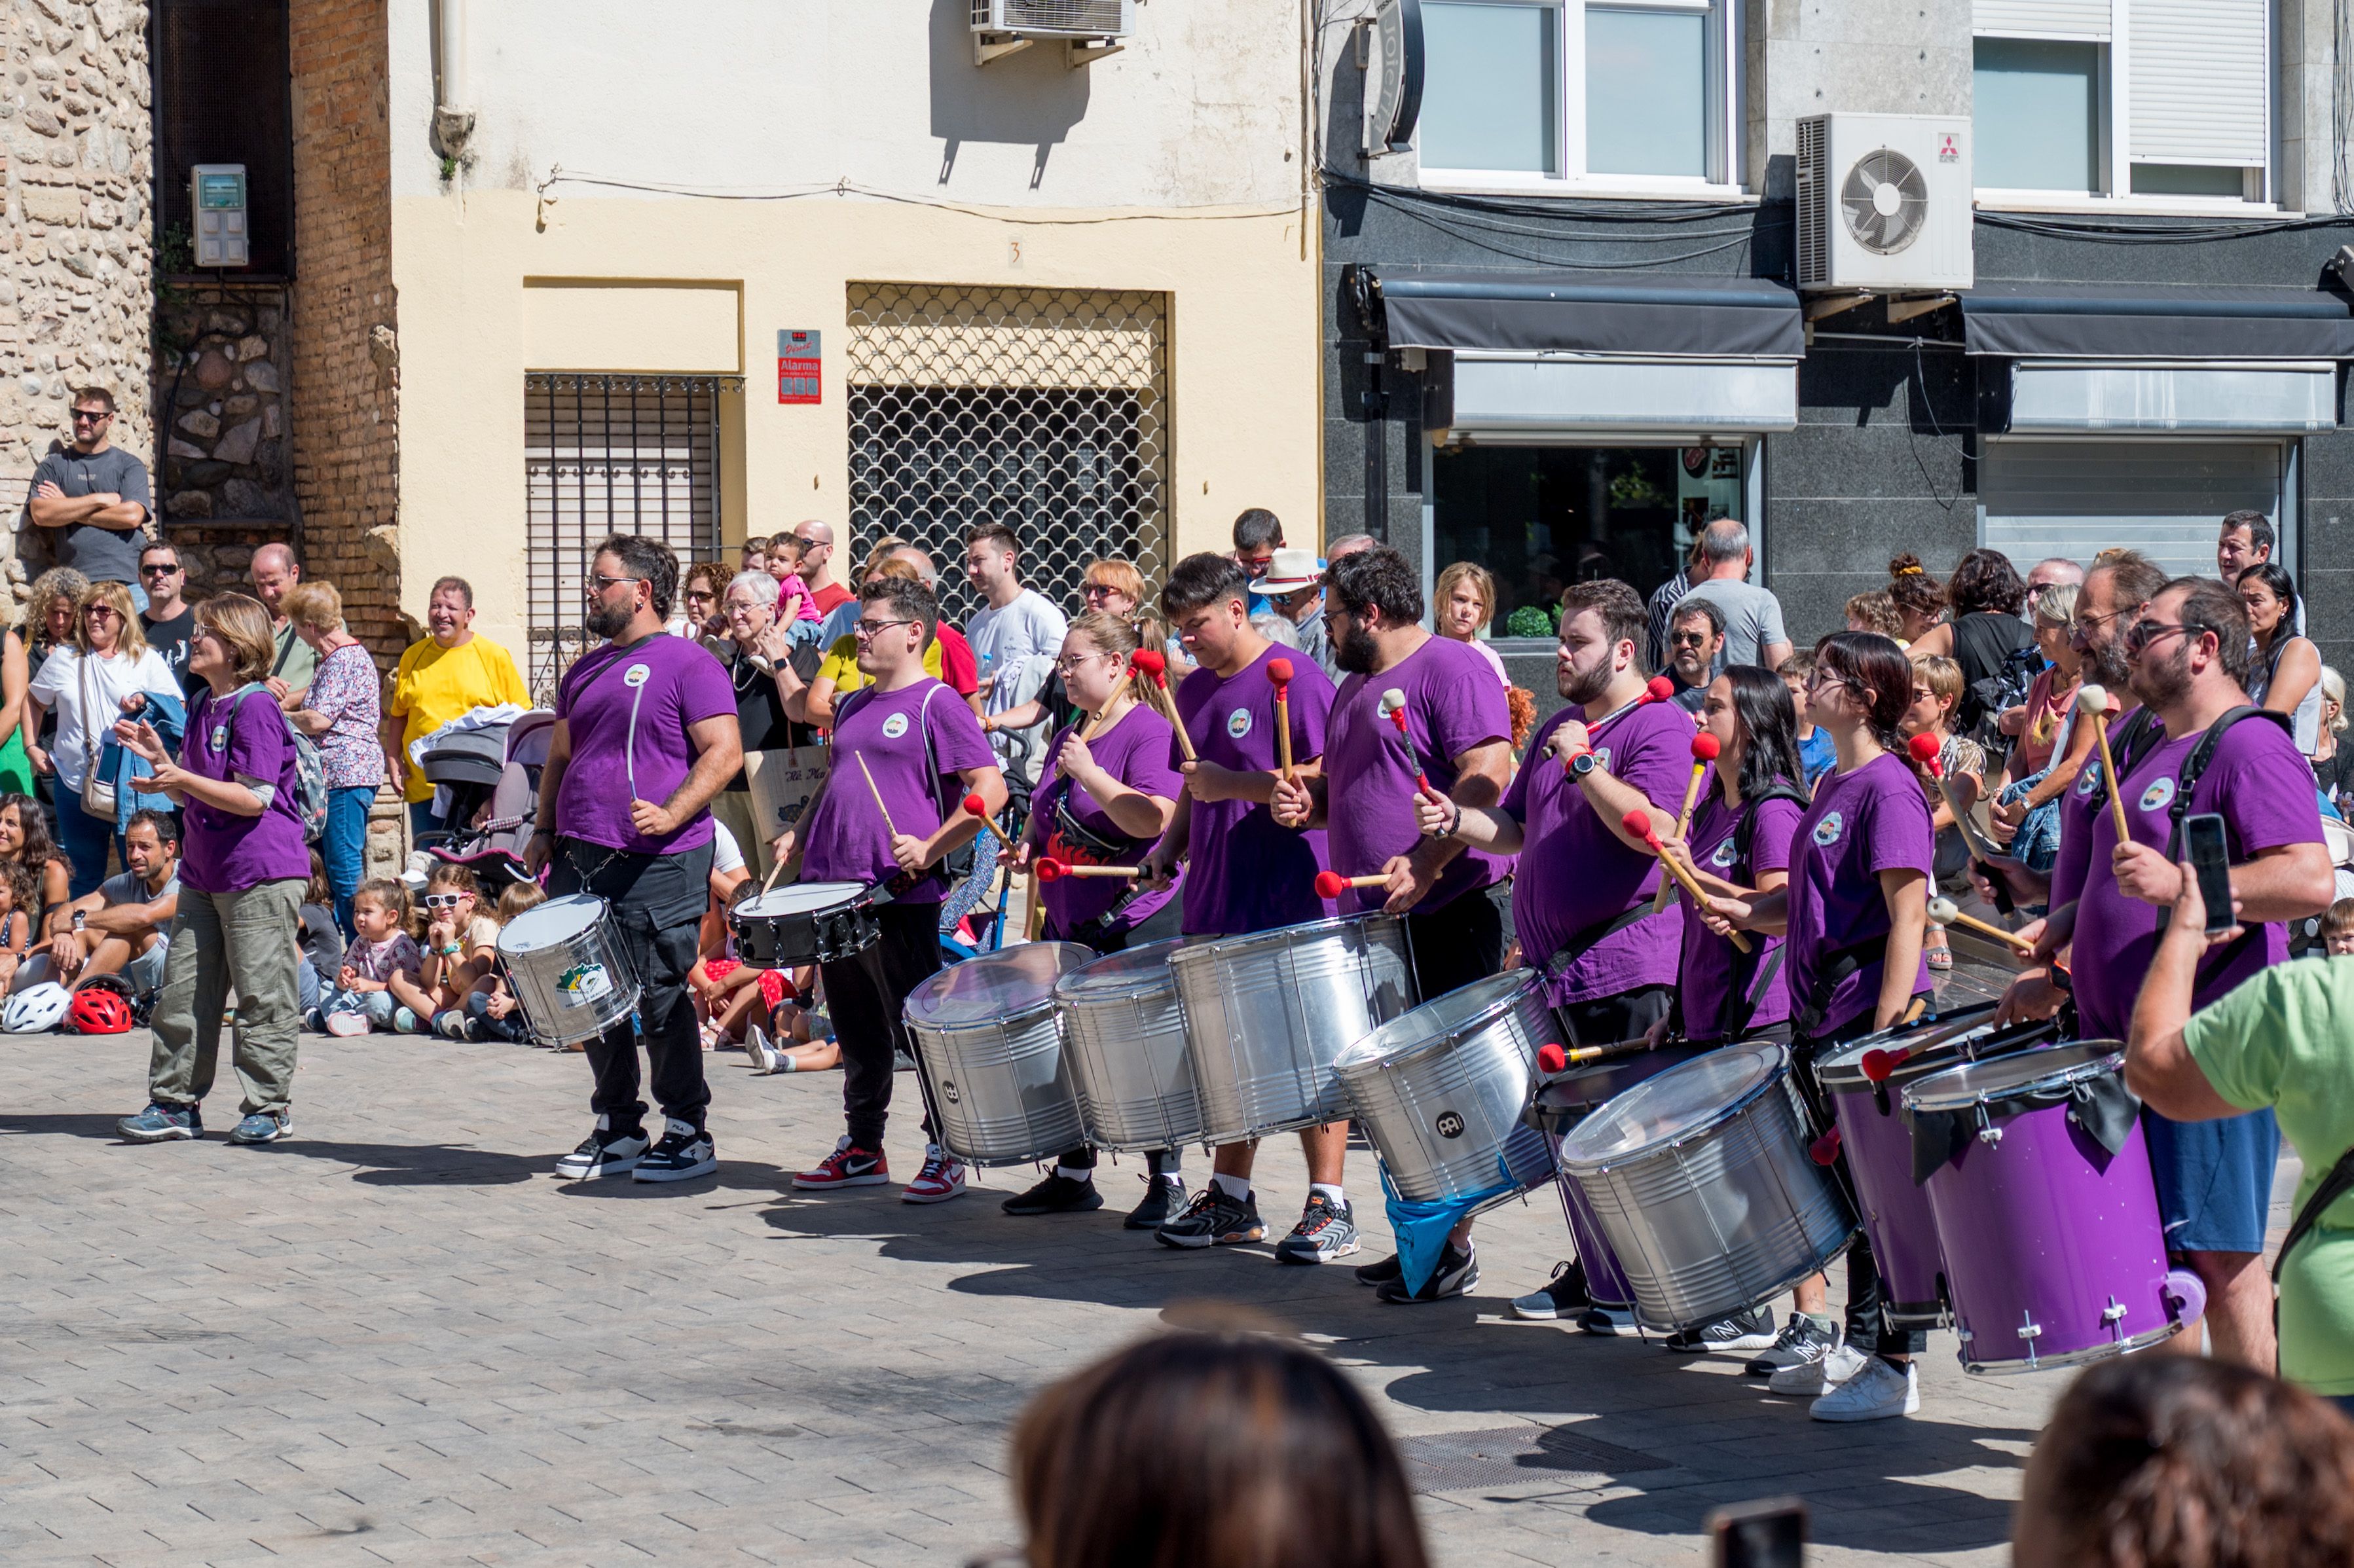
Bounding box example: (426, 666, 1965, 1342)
(1784, 750, 1935, 1037)
(555, 632, 735, 855)
(801, 678, 998, 905)
(1035, 702, 1183, 939)
(2069, 712, 2323, 1039)
(1324, 636, 1514, 918)
(178, 684, 312, 894)
(1502, 699, 1689, 1004)
(1172, 646, 1334, 937)
(1679, 787, 1801, 1040)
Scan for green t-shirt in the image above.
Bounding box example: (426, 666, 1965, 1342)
(2182, 955, 2354, 1395)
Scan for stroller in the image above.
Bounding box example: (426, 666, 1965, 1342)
(413, 709, 555, 896)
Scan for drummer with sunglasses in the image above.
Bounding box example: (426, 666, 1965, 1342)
(997, 610, 1187, 1226)
(524, 535, 742, 1185)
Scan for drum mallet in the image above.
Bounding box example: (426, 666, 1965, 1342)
(1905, 733, 2008, 867)
(2076, 683, 2133, 845)
(854, 752, 898, 839)
(1078, 659, 1137, 743)
(1131, 648, 1197, 765)
(1621, 808, 1750, 951)
(1651, 731, 1722, 915)
(1380, 689, 1445, 804)
(1562, 676, 1677, 775)
(1037, 857, 1139, 881)
(1536, 1040, 1651, 1073)
(1925, 895, 2036, 959)
(1314, 869, 1389, 898)
(1268, 657, 1297, 783)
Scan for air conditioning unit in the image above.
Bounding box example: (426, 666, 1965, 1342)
(972, 0, 1132, 41)
(1795, 113, 1974, 293)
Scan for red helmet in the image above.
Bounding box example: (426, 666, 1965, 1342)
(66, 988, 133, 1035)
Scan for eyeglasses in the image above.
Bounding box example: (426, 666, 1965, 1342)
(2124, 619, 2193, 655)
(1080, 583, 1120, 599)
(1668, 630, 1713, 647)
(83, 605, 119, 621)
(422, 892, 470, 909)
(1054, 649, 1113, 674)
(585, 574, 641, 593)
(855, 617, 917, 639)
(140, 561, 182, 576)
(71, 410, 111, 425)
(683, 589, 717, 604)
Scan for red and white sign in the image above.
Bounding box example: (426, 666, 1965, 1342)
(777, 329, 820, 405)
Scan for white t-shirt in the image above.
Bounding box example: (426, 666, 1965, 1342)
(29, 645, 182, 792)
(966, 589, 1069, 716)
(712, 818, 746, 877)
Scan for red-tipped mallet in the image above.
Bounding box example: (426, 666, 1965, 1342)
(1622, 807, 1749, 951)
(1267, 657, 1297, 784)
(1314, 869, 1389, 899)
(1036, 858, 1140, 883)
(1907, 732, 2005, 864)
(1536, 1039, 1649, 1075)
(1651, 731, 1723, 915)
(1131, 647, 1196, 764)
(1380, 687, 1444, 803)
(1645, 674, 1676, 706)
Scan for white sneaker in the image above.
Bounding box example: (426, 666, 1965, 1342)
(1809, 1356, 1919, 1423)
(1769, 1342, 1867, 1396)
(745, 1025, 781, 1075)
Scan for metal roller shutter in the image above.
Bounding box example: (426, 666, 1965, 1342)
(1979, 440, 2289, 581)
(1975, 0, 2109, 37)
(2129, 0, 2270, 168)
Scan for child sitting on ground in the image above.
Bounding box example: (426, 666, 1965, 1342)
(394, 863, 501, 1039)
(457, 879, 543, 1044)
(316, 879, 426, 1036)
(0, 860, 39, 993)
(295, 853, 344, 1023)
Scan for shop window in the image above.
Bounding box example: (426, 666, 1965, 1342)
(1432, 444, 1745, 639)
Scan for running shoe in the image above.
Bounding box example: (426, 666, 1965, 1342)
(902, 1146, 968, 1204)
(1375, 1242, 1479, 1304)
(433, 1010, 468, 1040)
(1353, 1252, 1403, 1288)
(1155, 1186, 1264, 1249)
(633, 1118, 717, 1182)
(555, 1115, 649, 1179)
(1770, 1342, 1867, 1397)
(1746, 1314, 1841, 1378)
(228, 1109, 292, 1145)
(324, 1012, 369, 1038)
(1272, 1194, 1359, 1265)
(1663, 1305, 1778, 1354)
(1124, 1174, 1185, 1230)
(1510, 1260, 1592, 1321)
(745, 1025, 783, 1075)
(1001, 1172, 1103, 1216)
(1809, 1357, 1919, 1422)
(792, 1135, 889, 1190)
(117, 1102, 202, 1142)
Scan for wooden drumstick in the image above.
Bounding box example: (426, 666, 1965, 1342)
(1131, 650, 1198, 764)
(1622, 809, 1750, 952)
(1315, 870, 1388, 896)
(1078, 663, 1137, 744)
(1906, 733, 2005, 864)
(1926, 896, 2036, 957)
(2077, 684, 2133, 845)
(854, 752, 898, 839)
(1651, 731, 1721, 915)
(1036, 858, 1139, 881)
(1268, 657, 1297, 784)
(1536, 1039, 1653, 1073)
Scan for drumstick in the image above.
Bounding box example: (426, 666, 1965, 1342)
(1078, 663, 1137, 744)
(1035, 858, 1139, 881)
(1380, 688, 1443, 804)
(1314, 870, 1388, 896)
(1925, 895, 2036, 957)
(1904, 732, 2016, 915)
(2077, 684, 2133, 845)
(1621, 808, 1750, 951)
(1651, 732, 1722, 915)
(1536, 1039, 1653, 1074)
(1132, 650, 1198, 764)
(1560, 676, 1678, 775)
(854, 752, 897, 839)
(1267, 657, 1296, 784)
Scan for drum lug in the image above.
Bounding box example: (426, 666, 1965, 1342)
(2102, 1296, 2128, 1343)
(1973, 1105, 2003, 1148)
(2016, 1310, 2042, 1370)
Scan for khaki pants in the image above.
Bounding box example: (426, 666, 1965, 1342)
(146, 877, 305, 1116)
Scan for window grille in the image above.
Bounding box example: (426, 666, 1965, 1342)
(845, 283, 1169, 630)
(524, 373, 736, 700)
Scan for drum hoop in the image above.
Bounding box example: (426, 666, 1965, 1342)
(733, 883, 870, 920)
(906, 1001, 1063, 1040)
(1559, 1040, 1789, 1171)
(1903, 1041, 2124, 1115)
(1335, 971, 1540, 1075)
(1053, 938, 1190, 1004)
(498, 894, 612, 955)
(1167, 911, 1399, 971)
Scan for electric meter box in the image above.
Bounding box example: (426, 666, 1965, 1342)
(191, 164, 249, 267)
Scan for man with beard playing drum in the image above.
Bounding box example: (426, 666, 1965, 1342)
(1272, 545, 1513, 1301)
(774, 573, 1006, 1205)
(998, 609, 1188, 1226)
(1138, 554, 1340, 1258)
(527, 534, 743, 1182)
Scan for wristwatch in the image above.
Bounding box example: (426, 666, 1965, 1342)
(1569, 749, 1600, 779)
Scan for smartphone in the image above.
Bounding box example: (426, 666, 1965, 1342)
(1709, 1497, 1806, 1568)
(2183, 812, 2235, 936)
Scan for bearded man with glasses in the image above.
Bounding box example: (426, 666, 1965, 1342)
(25, 388, 152, 600)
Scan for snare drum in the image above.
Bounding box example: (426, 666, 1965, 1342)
(1560, 1040, 1858, 1334)
(498, 894, 641, 1046)
(1055, 938, 1202, 1153)
(903, 943, 1094, 1167)
(1334, 971, 1558, 1209)
(1903, 1042, 2204, 1374)
(731, 881, 878, 967)
(1170, 914, 1417, 1144)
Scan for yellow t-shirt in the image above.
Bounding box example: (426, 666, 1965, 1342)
(389, 635, 532, 802)
(817, 634, 942, 701)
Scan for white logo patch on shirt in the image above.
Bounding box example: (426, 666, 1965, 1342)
(881, 712, 910, 740)
(1812, 810, 1845, 848)
(2077, 765, 2103, 798)
(623, 663, 651, 689)
(1711, 839, 1739, 869)
(1227, 707, 1253, 739)
(211, 726, 228, 750)
(2139, 776, 2177, 814)
(1593, 747, 1613, 773)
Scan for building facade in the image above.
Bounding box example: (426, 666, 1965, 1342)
(1320, 0, 2354, 691)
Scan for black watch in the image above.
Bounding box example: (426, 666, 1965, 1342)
(1569, 750, 1599, 779)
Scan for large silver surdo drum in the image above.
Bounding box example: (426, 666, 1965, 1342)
(1335, 970, 1559, 1208)
(1169, 913, 1418, 1144)
(1054, 938, 1204, 1152)
(902, 942, 1093, 1167)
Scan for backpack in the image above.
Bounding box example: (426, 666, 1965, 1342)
(222, 685, 329, 844)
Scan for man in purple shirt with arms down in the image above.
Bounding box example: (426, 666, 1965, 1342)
(525, 536, 743, 1184)
(1272, 546, 1514, 1301)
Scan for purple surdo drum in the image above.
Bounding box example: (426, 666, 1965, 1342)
(1812, 1009, 2059, 1331)
(1902, 1042, 2206, 1375)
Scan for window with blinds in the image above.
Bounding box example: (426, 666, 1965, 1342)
(1979, 441, 2292, 584)
(523, 373, 737, 701)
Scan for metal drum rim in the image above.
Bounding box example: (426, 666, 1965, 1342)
(1816, 1015, 2057, 1093)
(1053, 937, 1189, 1004)
(1334, 971, 1541, 1078)
(1902, 1040, 2125, 1116)
(1167, 912, 1398, 972)
(1962, 1317, 2182, 1376)
(1557, 1038, 1786, 1173)
(498, 894, 612, 955)
(906, 1004, 1065, 1047)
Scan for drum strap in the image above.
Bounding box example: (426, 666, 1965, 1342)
(2147, 706, 2289, 960)
(1717, 943, 1786, 1041)
(1791, 936, 1886, 1038)
(2275, 1144, 2354, 1288)
(1543, 903, 1654, 981)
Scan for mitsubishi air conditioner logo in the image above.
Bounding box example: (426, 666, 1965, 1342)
(1938, 132, 1960, 164)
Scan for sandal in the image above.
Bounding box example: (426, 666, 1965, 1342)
(1924, 925, 1953, 971)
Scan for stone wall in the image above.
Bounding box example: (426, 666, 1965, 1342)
(154, 280, 296, 544)
(0, 0, 154, 621)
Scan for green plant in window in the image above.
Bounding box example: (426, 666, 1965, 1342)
(1608, 468, 1666, 508)
(1505, 604, 1558, 639)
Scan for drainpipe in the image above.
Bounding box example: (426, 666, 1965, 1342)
(431, 0, 475, 163)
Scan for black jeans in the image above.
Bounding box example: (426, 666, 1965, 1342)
(551, 837, 714, 1134)
(1405, 889, 1507, 1003)
(1556, 985, 1676, 1049)
(1048, 897, 1185, 1174)
(1793, 1005, 1931, 1357)
(820, 900, 942, 1152)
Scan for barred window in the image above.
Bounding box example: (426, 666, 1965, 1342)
(524, 373, 737, 700)
(846, 283, 1168, 630)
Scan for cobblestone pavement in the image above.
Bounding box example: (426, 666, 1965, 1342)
(0, 1030, 2287, 1567)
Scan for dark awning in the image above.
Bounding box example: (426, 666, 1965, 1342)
(1376, 271, 1805, 360)
(1962, 281, 2354, 359)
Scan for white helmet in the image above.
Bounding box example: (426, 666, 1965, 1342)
(5, 982, 72, 1034)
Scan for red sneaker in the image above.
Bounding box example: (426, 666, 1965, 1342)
(792, 1136, 889, 1190)
(901, 1146, 968, 1205)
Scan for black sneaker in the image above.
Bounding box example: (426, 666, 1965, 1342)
(1375, 1241, 1479, 1304)
(1354, 1252, 1403, 1288)
(1272, 1194, 1360, 1265)
(1746, 1313, 1841, 1377)
(1663, 1305, 1778, 1353)
(1124, 1175, 1185, 1230)
(1510, 1260, 1592, 1321)
(633, 1118, 717, 1182)
(1001, 1172, 1104, 1216)
(1155, 1186, 1264, 1249)
(555, 1114, 650, 1179)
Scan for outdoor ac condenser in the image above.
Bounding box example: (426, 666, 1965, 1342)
(971, 0, 1133, 39)
(1795, 113, 1975, 293)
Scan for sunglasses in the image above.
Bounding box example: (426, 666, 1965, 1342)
(1668, 630, 1712, 647)
(2124, 620, 2193, 655)
(71, 410, 111, 425)
(83, 605, 119, 621)
(140, 561, 182, 576)
(422, 892, 471, 909)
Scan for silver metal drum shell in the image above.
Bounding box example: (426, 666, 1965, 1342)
(1055, 970, 1204, 1152)
(498, 904, 642, 1046)
(908, 1002, 1087, 1167)
(1566, 1070, 1857, 1333)
(1336, 974, 1557, 1205)
(1170, 915, 1418, 1143)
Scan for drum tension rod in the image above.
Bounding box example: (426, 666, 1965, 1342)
(1974, 1105, 2004, 1148)
(2103, 1296, 2129, 1342)
(2018, 1310, 2043, 1374)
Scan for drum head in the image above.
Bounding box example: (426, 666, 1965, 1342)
(906, 941, 1095, 1027)
(1334, 970, 1539, 1072)
(1815, 1008, 2048, 1091)
(499, 894, 606, 954)
(1560, 1039, 1780, 1167)
(737, 882, 866, 919)
(1903, 1040, 2120, 1115)
(1055, 938, 1188, 1001)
